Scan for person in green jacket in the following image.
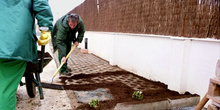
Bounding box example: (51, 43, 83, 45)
(52, 13, 85, 76)
(0, 0, 53, 110)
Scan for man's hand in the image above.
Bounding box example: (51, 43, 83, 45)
(38, 31, 51, 45)
(61, 57, 66, 63)
(74, 41, 79, 47)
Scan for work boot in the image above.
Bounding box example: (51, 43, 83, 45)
(59, 72, 72, 77)
(67, 67, 72, 72)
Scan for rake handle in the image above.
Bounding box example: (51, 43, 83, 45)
(52, 45, 76, 78)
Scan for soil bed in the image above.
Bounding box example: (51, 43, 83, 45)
(61, 71, 198, 110)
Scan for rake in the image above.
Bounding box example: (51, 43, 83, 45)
(50, 45, 76, 83)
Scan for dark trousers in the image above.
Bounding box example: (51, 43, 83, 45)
(58, 40, 72, 73)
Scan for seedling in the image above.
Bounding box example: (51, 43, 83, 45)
(132, 91, 144, 100)
(89, 99, 99, 108)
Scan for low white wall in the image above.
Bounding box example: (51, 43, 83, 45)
(79, 31, 220, 105)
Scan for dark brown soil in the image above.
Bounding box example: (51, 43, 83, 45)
(61, 71, 198, 110)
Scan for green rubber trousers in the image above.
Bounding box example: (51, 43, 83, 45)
(58, 40, 71, 73)
(0, 59, 27, 110)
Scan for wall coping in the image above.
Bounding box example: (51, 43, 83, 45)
(87, 31, 220, 43)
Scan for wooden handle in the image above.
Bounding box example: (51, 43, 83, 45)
(52, 45, 76, 78)
(195, 93, 209, 110)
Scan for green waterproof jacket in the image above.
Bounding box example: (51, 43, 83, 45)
(52, 14, 85, 58)
(0, 0, 53, 63)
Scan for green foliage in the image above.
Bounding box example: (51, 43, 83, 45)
(132, 91, 144, 100)
(89, 99, 99, 108)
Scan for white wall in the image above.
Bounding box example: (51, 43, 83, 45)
(79, 31, 220, 105)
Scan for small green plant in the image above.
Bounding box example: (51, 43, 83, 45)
(89, 99, 99, 108)
(132, 91, 144, 100)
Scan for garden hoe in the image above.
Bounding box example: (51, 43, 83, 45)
(50, 45, 76, 83)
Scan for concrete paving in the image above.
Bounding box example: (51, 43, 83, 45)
(16, 45, 73, 110)
(16, 44, 202, 110)
(74, 88, 113, 103)
(114, 97, 201, 110)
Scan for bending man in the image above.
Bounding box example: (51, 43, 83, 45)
(52, 13, 85, 76)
